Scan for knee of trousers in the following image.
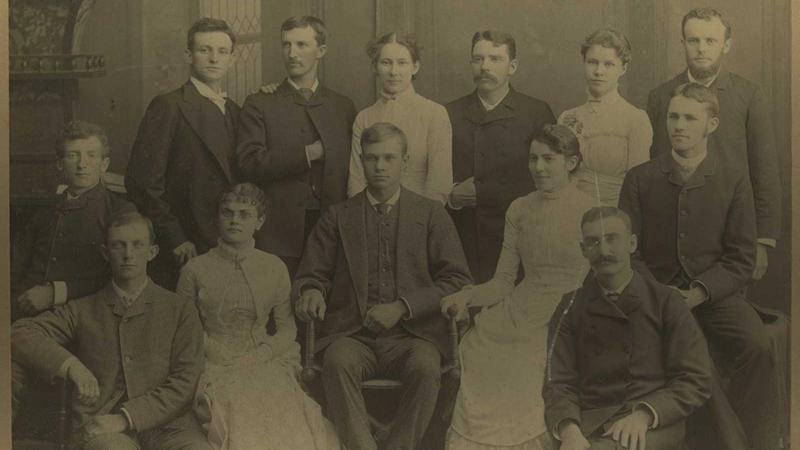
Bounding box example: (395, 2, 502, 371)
(82, 432, 139, 450)
(402, 356, 442, 387)
(737, 327, 773, 369)
(322, 346, 369, 381)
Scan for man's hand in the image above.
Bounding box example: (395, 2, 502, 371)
(752, 243, 769, 280)
(259, 82, 280, 94)
(17, 283, 55, 315)
(296, 288, 326, 322)
(602, 409, 652, 450)
(77, 414, 128, 443)
(678, 286, 706, 309)
(66, 360, 100, 404)
(558, 421, 590, 450)
(173, 241, 198, 266)
(441, 290, 470, 322)
(449, 177, 477, 209)
(364, 301, 407, 332)
(306, 140, 325, 163)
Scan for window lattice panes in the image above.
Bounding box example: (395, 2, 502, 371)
(198, 0, 262, 104)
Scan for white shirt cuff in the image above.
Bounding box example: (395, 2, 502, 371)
(304, 145, 313, 168)
(398, 297, 413, 320)
(447, 182, 464, 210)
(636, 402, 660, 429)
(52, 281, 68, 306)
(120, 407, 135, 430)
(757, 238, 777, 248)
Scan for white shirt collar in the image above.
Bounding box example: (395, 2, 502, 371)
(111, 277, 149, 305)
(587, 88, 622, 104)
(671, 148, 708, 170)
(598, 269, 634, 296)
(287, 77, 319, 93)
(366, 187, 401, 211)
(478, 86, 510, 111)
(190, 77, 228, 114)
(687, 69, 719, 88)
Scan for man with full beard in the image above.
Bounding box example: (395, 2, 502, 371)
(646, 7, 781, 284)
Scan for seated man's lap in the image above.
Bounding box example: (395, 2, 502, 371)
(322, 333, 441, 381)
(588, 419, 685, 450)
(82, 432, 140, 450)
(138, 411, 212, 450)
(692, 294, 771, 364)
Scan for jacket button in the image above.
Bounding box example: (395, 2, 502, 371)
(124, 356, 132, 363)
(679, 232, 687, 239)
(680, 210, 688, 216)
(51, 256, 58, 262)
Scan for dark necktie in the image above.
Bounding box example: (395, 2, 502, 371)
(375, 203, 390, 216)
(299, 87, 314, 101)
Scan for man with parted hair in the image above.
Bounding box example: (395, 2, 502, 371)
(545, 206, 712, 450)
(126, 17, 240, 290)
(293, 122, 471, 450)
(446, 30, 556, 283)
(236, 15, 356, 275)
(622, 83, 778, 450)
(646, 7, 781, 283)
(11, 120, 135, 319)
(12, 211, 209, 450)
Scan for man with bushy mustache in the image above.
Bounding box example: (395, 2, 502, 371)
(445, 30, 555, 283)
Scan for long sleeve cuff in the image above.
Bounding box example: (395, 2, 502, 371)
(56, 355, 79, 379)
(689, 280, 710, 303)
(447, 183, 463, 210)
(757, 238, 777, 248)
(52, 281, 68, 306)
(635, 402, 660, 429)
(398, 297, 413, 320)
(120, 407, 136, 431)
(304, 144, 313, 168)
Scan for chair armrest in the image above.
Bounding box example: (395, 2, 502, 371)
(441, 305, 463, 379)
(301, 320, 323, 384)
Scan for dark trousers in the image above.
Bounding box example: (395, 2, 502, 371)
(690, 293, 779, 450)
(321, 331, 441, 450)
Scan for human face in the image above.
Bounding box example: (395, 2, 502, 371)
(682, 18, 730, 79)
(218, 200, 265, 246)
(362, 138, 408, 193)
(583, 45, 627, 98)
(528, 141, 577, 193)
(60, 136, 110, 196)
(667, 95, 719, 154)
(282, 26, 326, 81)
(374, 42, 419, 95)
(580, 215, 636, 278)
(104, 222, 159, 284)
(470, 39, 517, 94)
(186, 31, 235, 85)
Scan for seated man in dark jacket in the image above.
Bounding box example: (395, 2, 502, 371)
(12, 211, 210, 450)
(293, 123, 472, 450)
(11, 120, 135, 319)
(544, 207, 712, 450)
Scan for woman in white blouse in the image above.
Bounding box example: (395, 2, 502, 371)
(348, 32, 453, 203)
(558, 28, 653, 206)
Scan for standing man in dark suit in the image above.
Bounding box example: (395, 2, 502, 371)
(646, 7, 781, 282)
(236, 16, 356, 275)
(621, 83, 777, 450)
(293, 123, 472, 450)
(446, 30, 555, 283)
(545, 207, 711, 450)
(12, 212, 209, 450)
(126, 18, 240, 289)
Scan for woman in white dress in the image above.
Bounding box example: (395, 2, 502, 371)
(177, 183, 340, 450)
(347, 32, 453, 204)
(442, 124, 596, 449)
(558, 28, 652, 206)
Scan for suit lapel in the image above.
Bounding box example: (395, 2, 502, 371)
(584, 278, 629, 321)
(118, 282, 156, 319)
(464, 88, 518, 126)
(178, 82, 233, 182)
(340, 194, 369, 315)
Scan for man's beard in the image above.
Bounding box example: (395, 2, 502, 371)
(687, 56, 721, 81)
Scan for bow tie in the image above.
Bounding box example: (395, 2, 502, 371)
(375, 203, 390, 215)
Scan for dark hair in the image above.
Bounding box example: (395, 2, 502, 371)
(281, 16, 329, 46)
(580, 28, 632, 65)
(360, 122, 408, 157)
(107, 211, 156, 245)
(471, 30, 516, 60)
(671, 82, 720, 118)
(219, 182, 268, 218)
(532, 124, 583, 173)
(367, 32, 421, 79)
(56, 120, 110, 159)
(581, 206, 632, 233)
(187, 17, 236, 50)
(681, 7, 731, 40)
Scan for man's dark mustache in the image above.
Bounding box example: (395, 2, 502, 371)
(592, 256, 618, 264)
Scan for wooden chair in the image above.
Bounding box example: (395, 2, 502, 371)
(12, 377, 72, 450)
(301, 307, 463, 445)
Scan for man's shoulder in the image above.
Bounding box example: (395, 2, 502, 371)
(319, 85, 355, 105)
(720, 70, 761, 95)
(508, 89, 552, 110)
(649, 72, 686, 98)
(146, 85, 185, 108)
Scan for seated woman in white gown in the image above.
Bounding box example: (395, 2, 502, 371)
(558, 28, 652, 206)
(177, 183, 340, 450)
(441, 124, 596, 449)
